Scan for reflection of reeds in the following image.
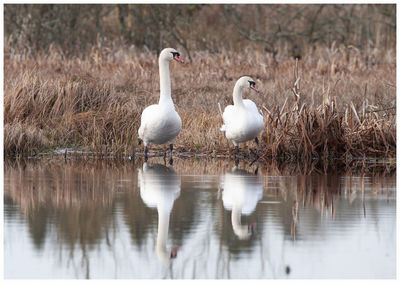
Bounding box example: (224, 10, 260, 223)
(4, 159, 141, 251)
(4, 159, 136, 211)
(4, 45, 395, 162)
(5, 158, 395, 277)
(263, 169, 395, 240)
(5, 157, 394, 228)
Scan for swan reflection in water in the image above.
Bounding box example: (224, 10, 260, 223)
(138, 161, 181, 264)
(221, 164, 263, 240)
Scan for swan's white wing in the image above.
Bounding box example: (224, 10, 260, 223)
(243, 99, 264, 123)
(138, 104, 181, 144)
(138, 104, 158, 139)
(243, 99, 264, 137)
(221, 105, 234, 131)
(243, 99, 260, 114)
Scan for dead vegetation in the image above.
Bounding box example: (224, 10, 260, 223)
(260, 61, 396, 162)
(4, 43, 396, 163)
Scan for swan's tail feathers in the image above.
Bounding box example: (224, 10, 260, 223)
(217, 103, 223, 119)
(217, 103, 226, 131)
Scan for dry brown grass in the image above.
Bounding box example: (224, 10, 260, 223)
(4, 44, 396, 162)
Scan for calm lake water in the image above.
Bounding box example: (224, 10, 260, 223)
(4, 157, 396, 279)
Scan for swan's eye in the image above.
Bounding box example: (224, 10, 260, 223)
(249, 81, 255, 87)
(171, 52, 180, 58)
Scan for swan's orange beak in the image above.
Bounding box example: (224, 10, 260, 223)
(248, 222, 257, 232)
(250, 85, 260, 93)
(174, 54, 184, 64)
(170, 246, 179, 258)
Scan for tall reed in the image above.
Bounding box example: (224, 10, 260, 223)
(4, 44, 396, 161)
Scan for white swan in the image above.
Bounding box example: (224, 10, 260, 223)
(138, 48, 184, 159)
(221, 165, 263, 240)
(220, 76, 264, 153)
(138, 161, 181, 264)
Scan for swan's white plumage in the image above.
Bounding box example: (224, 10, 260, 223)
(138, 47, 182, 147)
(138, 104, 181, 145)
(138, 162, 181, 263)
(220, 76, 264, 146)
(139, 162, 181, 210)
(222, 168, 263, 215)
(221, 166, 263, 239)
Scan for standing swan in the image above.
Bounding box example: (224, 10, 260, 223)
(219, 76, 264, 154)
(138, 48, 184, 160)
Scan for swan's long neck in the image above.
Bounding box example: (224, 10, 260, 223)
(231, 204, 243, 231)
(159, 58, 173, 106)
(233, 83, 245, 108)
(156, 205, 172, 263)
(231, 204, 250, 240)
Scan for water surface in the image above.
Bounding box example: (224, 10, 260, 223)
(4, 157, 396, 279)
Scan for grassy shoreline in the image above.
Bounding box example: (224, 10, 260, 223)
(4, 46, 396, 163)
(5, 153, 396, 176)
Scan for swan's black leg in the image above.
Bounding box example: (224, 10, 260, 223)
(253, 137, 261, 159)
(255, 137, 261, 152)
(169, 144, 174, 165)
(235, 157, 239, 167)
(234, 145, 240, 160)
(144, 146, 149, 162)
